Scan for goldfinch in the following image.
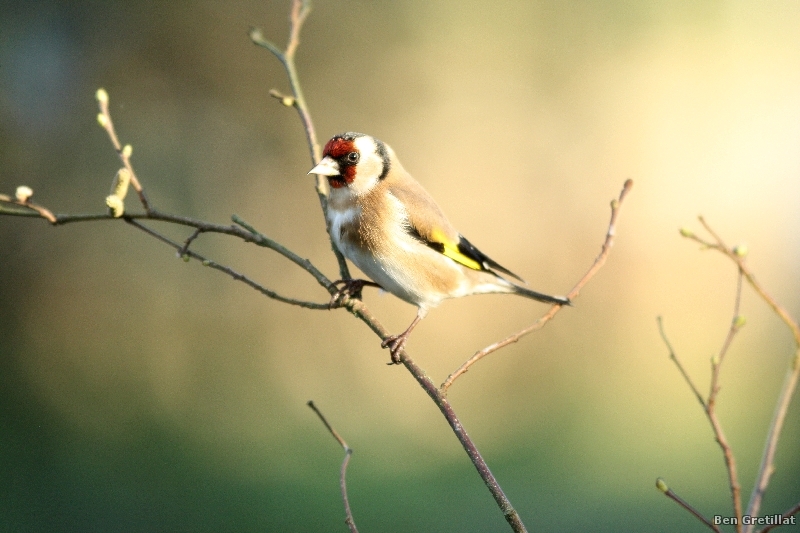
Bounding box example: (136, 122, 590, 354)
(309, 132, 569, 363)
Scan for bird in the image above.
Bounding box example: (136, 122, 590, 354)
(309, 132, 570, 363)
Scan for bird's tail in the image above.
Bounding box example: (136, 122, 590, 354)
(512, 284, 571, 306)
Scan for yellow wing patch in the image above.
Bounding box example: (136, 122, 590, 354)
(430, 227, 482, 271)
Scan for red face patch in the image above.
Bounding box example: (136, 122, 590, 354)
(322, 137, 358, 187)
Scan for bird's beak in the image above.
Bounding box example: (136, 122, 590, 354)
(308, 156, 340, 176)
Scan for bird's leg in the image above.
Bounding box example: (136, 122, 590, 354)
(381, 309, 428, 365)
(328, 278, 383, 308)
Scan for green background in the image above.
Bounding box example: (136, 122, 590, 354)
(1, 1, 799, 531)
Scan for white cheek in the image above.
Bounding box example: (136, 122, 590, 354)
(349, 173, 378, 196)
(349, 136, 385, 196)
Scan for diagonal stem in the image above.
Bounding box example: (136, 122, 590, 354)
(441, 179, 633, 393)
(307, 401, 358, 533)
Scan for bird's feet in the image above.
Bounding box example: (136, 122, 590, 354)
(381, 333, 408, 365)
(328, 278, 382, 309)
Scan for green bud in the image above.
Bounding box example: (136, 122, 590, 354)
(110, 168, 131, 199)
(202, 260, 211, 266)
(655, 478, 669, 493)
(733, 315, 746, 328)
(105, 195, 124, 218)
(96, 88, 109, 104)
(679, 227, 694, 238)
(733, 244, 748, 257)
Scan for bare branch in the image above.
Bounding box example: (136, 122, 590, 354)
(307, 401, 358, 533)
(681, 219, 800, 529)
(745, 350, 800, 531)
(708, 272, 745, 405)
(661, 257, 746, 529)
(683, 217, 800, 345)
(706, 409, 742, 532)
(655, 478, 723, 533)
(657, 316, 706, 408)
(703, 270, 746, 530)
(249, 0, 350, 281)
(125, 219, 330, 310)
(441, 178, 633, 393)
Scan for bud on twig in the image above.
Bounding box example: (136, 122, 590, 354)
(110, 168, 132, 199)
(95, 88, 109, 105)
(15, 185, 33, 203)
(106, 195, 125, 218)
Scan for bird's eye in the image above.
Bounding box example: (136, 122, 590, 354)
(346, 151, 360, 164)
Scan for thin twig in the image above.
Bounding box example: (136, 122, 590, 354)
(657, 316, 706, 408)
(341, 298, 529, 532)
(709, 272, 744, 404)
(703, 270, 746, 531)
(307, 401, 358, 533)
(0, 199, 336, 296)
(441, 178, 633, 393)
(0, 195, 57, 223)
(656, 478, 723, 533)
(756, 500, 800, 533)
(96, 89, 151, 211)
(706, 410, 742, 533)
(685, 217, 800, 345)
(745, 350, 800, 533)
(125, 219, 330, 310)
(681, 218, 800, 529)
(249, 0, 350, 281)
(660, 257, 746, 530)
(178, 227, 204, 257)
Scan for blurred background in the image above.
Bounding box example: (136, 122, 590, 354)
(2, 1, 799, 531)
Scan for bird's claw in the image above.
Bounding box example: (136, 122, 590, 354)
(381, 334, 407, 365)
(328, 279, 381, 309)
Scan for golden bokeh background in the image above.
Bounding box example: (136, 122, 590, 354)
(1, 1, 799, 531)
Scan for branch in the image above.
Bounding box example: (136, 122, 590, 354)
(249, 0, 351, 281)
(660, 251, 747, 530)
(125, 218, 330, 310)
(682, 218, 800, 345)
(0, 189, 57, 223)
(681, 219, 800, 529)
(95, 89, 151, 211)
(307, 401, 358, 533)
(657, 316, 706, 408)
(441, 178, 633, 393)
(703, 271, 746, 530)
(655, 478, 723, 533)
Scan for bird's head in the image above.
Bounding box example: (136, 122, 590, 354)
(309, 132, 392, 195)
